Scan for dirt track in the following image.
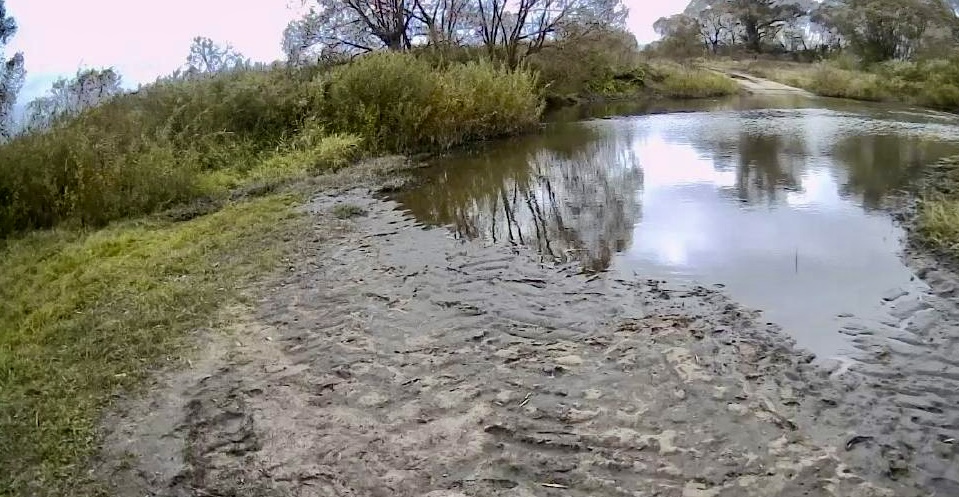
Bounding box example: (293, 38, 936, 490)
(94, 182, 959, 497)
(721, 70, 813, 96)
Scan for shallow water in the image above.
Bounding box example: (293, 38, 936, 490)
(396, 94, 959, 357)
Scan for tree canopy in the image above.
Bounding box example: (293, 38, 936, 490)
(0, 0, 24, 140)
(652, 0, 959, 62)
(283, 0, 628, 67)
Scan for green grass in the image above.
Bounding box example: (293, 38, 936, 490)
(649, 62, 739, 98)
(917, 197, 959, 253)
(722, 57, 959, 112)
(916, 157, 959, 257)
(0, 194, 306, 496)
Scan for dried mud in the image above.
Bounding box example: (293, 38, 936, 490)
(96, 186, 959, 496)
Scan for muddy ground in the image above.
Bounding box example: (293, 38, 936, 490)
(91, 166, 959, 497)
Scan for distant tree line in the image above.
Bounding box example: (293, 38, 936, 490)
(14, 35, 256, 133)
(652, 0, 959, 62)
(7, 0, 632, 134)
(281, 0, 629, 68)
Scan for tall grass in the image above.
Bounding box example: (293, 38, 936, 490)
(0, 54, 544, 237)
(320, 52, 542, 152)
(649, 62, 739, 98)
(917, 197, 959, 252)
(917, 157, 959, 257)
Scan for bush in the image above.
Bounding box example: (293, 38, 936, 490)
(319, 52, 542, 152)
(0, 114, 200, 235)
(807, 64, 886, 101)
(732, 55, 959, 113)
(526, 29, 645, 102)
(0, 54, 546, 236)
(0, 66, 328, 235)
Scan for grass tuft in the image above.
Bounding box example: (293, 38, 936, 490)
(332, 203, 367, 219)
(917, 197, 959, 253)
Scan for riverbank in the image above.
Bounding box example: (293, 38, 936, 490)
(713, 59, 959, 113)
(0, 50, 743, 494)
(94, 183, 900, 497)
(7, 96, 959, 495)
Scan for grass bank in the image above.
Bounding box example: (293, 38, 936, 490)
(0, 194, 306, 496)
(720, 58, 959, 112)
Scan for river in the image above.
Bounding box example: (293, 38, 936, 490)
(397, 93, 959, 360)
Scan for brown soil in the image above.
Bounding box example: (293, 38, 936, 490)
(93, 180, 938, 497)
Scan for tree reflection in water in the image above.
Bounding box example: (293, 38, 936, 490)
(399, 104, 959, 273)
(399, 121, 642, 272)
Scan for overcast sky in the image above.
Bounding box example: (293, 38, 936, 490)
(6, 0, 687, 102)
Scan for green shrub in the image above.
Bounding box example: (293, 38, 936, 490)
(808, 64, 886, 101)
(526, 29, 645, 101)
(319, 52, 542, 152)
(0, 115, 200, 234)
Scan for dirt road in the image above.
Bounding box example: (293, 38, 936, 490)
(720, 70, 813, 96)
(94, 179, 956, 496)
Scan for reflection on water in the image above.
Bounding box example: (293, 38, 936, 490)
(397, 95, 959, 355)
(401, 124, 642, 272)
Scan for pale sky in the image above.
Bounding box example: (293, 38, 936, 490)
(6, 0, 687, 102)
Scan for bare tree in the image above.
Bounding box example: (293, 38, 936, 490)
(697, 6, 729, 52)
(284, 0, 415, 61)
(25, 68, 123, 130)
(724, 0, 805, 52)
(286, 0, 626, 64)
(185, 36, 249, 75)
(477, 0, 627, 68)
(0, 0, 24, 140)
(410, 0, 474, 45)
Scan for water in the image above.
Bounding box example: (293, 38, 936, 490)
(396, 94, 959, 357)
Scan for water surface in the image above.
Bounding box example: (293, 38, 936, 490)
(396, 94, 959, 357)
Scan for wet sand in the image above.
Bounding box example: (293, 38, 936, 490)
(95, 182, 959, 496)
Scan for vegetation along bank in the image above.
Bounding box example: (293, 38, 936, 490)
(0, 0, 742, 492)
(651, 0, 959, 113)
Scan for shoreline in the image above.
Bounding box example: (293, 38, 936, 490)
(8, 106, 959, 496)
(95, 177, 948, 496)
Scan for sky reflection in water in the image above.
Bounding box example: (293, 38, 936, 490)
(397, 97, 959, 356)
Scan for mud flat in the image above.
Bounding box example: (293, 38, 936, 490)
(88, 173, 959, 496)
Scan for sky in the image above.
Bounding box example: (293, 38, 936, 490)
(5, 0, 688, 102)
